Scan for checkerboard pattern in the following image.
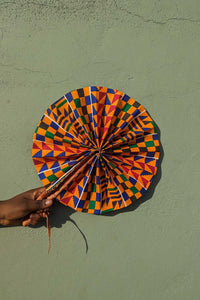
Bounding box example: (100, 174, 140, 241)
(32, 86, 160, 214)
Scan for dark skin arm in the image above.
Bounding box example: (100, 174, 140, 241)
(0, 187, 53, 226)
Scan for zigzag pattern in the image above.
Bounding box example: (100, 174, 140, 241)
(32, 86, 160, 214)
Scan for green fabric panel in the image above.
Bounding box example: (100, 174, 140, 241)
(89, 201, 96, 209)
(130, 186, 139, 193)
(130, 144, 138, 148)
(80, 116, 87, 124)
(91, 183, 96, 193)
(108, 187, 118, 191)
(151, 121, 157, 133)
(47, 174, 58, 182)
(62, 166, 71, 173)
(66, 123, 72, 131)
(74, 98, 81, 108)
(113, 118, 120, 127)
(145, 141, 155, 147)
(123, 103, 131, 112)
(63, 139, 71, 144)
(109, 162, 116, 169)
(120, 174, 127, 181)
(57, 99, 67, 109)
(45, 131, 54, 139)
(101, 208, 114, 214)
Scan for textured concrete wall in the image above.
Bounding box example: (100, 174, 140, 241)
(0, 1, 199, 299)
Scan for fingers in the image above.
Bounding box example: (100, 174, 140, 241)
(37, 199, 53, 210)
(29, 213, 43, 226)
(26, 198, 53, 213)
(22, 219, 31, 226)
(34, 187, 47, 200)
(22, 212, 47, 226)
(1, 218, 23, 226)
(17, 186, 46, 200)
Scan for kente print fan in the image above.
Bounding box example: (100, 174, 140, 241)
(32, 86, 160, 215)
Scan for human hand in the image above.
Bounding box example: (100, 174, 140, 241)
(0, 187, 53, 226)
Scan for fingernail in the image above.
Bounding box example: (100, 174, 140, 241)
(45, 199, 52, 206)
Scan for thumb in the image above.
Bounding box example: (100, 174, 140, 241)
(27, 198, 53, 212)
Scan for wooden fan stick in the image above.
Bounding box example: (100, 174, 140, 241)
(46, 153, 96, 200)
(23, 150, 97, 253)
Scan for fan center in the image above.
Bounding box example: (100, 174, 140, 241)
(94, 147, 103, 157)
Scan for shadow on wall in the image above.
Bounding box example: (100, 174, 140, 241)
(0, 101, 163, 254)
(104, 121, 164, 216)
(45, 120, 164, 253)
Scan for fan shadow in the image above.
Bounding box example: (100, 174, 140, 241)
(32, 121, 163, 253)
(103, 121, 164, 216)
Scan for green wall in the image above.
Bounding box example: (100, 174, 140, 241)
(0, 1, 199, 299)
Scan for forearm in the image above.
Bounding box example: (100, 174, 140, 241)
(0, 201, 7, 225)
(0, 198, 29, 226)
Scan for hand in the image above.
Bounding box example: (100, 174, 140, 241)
(0, 187, 53, 226)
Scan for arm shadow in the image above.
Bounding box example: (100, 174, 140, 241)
(48, 202, 88, 253)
